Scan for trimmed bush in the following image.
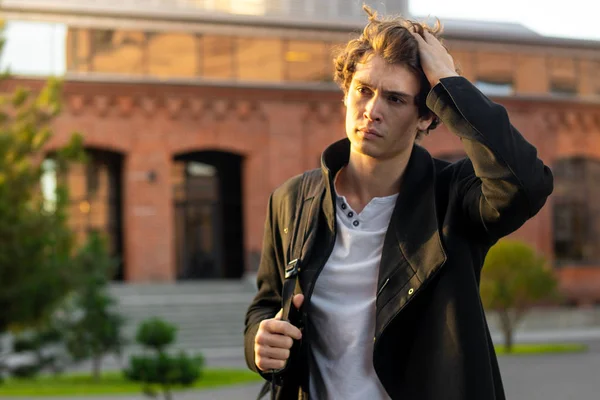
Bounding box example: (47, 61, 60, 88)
(124, 318, 204, 400)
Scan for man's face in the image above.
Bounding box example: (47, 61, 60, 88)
(344, 54, 432, 161)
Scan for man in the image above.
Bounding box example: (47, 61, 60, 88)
(244, 6, 553, 400)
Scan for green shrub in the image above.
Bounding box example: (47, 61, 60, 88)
(124, 318, 204, 400)
(481, 239, 559, 352)
(124, 352, 203, 387)
(135, 318, 176, 351)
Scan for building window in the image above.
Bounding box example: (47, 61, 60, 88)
(173, 160, 221, 279)
(147, 32, 199, 77)
(201, 35, 235, 79)
(0, 20, 66, 76)
(67, 28, 93, 73)
(550, 81, 577, 97)
(474, 79, 514, 96)
(91, 29, 146, 74)
(284, 40, 329, 81)
(236, 37, 284, 82)
(66, 28, 339, 83)
(554, 198, 586, 261)
(548, 57, 577, 97)
(553, 157, 600, 265)
(63, 150, 124, 278)
(40, 159, 58, 213)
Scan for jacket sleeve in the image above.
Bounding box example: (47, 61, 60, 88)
(427, 76, 554, 241)
(243, 193, 285, 378)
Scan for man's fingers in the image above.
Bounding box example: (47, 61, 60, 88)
(256, 357, 286, 372)
(274, 308, 283, 320)
(257, 345, 291, 361)
(272, 294, 303, 321)
(254, 297, 306, 372)
(292, 294, 304, 309)
(256, 331, 294, 350)
(264, 319, 302, 340)
(411, 31, 426, 44)
(413, 30, 440, 49)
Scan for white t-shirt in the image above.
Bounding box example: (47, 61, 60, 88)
(308, 191, 397, 400)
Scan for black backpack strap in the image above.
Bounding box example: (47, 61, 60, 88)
(281, 172, 310, 323)
(259, 170, 323, 400)
(282, 169, 323, 322)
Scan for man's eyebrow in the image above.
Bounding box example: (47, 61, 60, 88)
(354, 79, 414, 99)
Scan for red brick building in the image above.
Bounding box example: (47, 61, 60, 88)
(2, 1, 600, 304)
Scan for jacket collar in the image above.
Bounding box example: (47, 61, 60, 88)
(319, 138, 447, 285)
(320, 138, 349, 233)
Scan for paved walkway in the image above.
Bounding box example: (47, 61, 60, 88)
(1, 383, 265, 400)
(5, 339, 600, 400)
(500, 343, 600, 400)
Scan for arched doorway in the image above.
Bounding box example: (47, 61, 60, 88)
(44, 149, 125, 280)
(172, 151, 244, 280)
(552, 156, 600, 265)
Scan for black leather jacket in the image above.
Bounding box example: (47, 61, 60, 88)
(244, 77, 554, 400)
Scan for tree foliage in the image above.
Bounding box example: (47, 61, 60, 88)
(62, 232, 126, 381)
(480, 240, 559, 352)
(0, 21, 84, 335)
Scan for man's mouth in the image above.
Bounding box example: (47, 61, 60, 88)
(358, 128, 382, 138)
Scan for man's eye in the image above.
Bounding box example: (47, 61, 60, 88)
(389, 96, 405, 104)
(357, 86, 370, 94)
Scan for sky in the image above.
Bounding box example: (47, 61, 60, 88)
(0, 0, 598, 76)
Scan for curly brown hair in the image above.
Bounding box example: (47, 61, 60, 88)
(333, 5, 447, 137)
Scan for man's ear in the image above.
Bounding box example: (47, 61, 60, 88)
(417, 113, 434, 132)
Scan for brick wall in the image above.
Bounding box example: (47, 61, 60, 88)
(4, 48, 600, 302)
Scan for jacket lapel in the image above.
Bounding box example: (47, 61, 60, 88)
(375, 145, 447, 333)
(318, 139, 447, 333)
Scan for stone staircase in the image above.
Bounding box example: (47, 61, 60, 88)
(105, 279, 600, 368)
(6, 278, 598, 374)
(108, 278, 259, 364)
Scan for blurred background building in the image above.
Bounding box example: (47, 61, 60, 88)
(1, 0, 599, 311)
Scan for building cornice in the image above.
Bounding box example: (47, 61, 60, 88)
(4, 75, 599, 108)
(3, 1, 599, 52)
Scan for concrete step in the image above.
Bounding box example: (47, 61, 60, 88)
(109, 282, 600, 358)
(109, 280, 258, 297)
(109, 282, 256, 352)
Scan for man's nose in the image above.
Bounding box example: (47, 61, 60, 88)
(364, 95, 383, 122)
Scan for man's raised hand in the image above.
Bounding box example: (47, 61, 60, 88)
(412, 30, 459, 87)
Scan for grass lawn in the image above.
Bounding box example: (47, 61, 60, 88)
(494, 342, 588, 355)
(0, 368, 263, 396)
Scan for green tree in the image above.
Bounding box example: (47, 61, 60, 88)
(124, 318, 204, 400)
(63, 232, 126, 381)
(0, 21, 84, 337)
(480, 240, 559, 352)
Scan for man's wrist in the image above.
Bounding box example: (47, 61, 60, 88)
(429, 71, 460, 88)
